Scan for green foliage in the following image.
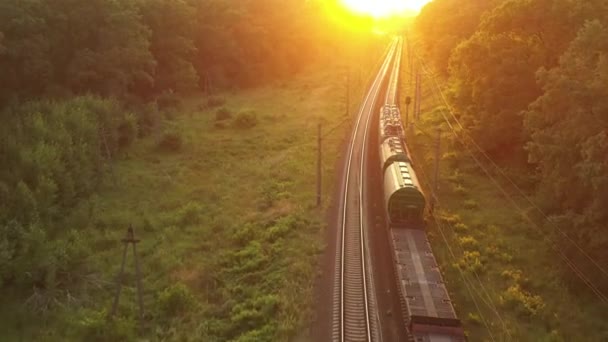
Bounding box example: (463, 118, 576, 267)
(524, 19, 608, 285)
(458, 236, 479, 250)
(454, 250, 484, 274)
(467, 312, 482, 325)
(157, 283, 197, 317)
(463, 199, 478, 209)
(501, 284, 545, 316)
(0, 0, 345, 106)
(71, 309, 137, 342)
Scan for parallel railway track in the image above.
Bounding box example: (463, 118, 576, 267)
(332, 39, 401, 342)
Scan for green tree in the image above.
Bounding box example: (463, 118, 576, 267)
(140, 0, 198, 93)
(524, 20, 608, 276)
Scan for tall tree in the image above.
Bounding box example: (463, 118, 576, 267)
(524, 20, 608, 273)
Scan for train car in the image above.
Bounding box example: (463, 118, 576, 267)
(379, 105, 405, 143)
(389, 228, 465, 342)
(382, 160, 426, 225)
(378, 104, 464, 341)
(380, 137, 410, 172)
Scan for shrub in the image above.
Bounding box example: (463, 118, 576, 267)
(174, 201, 203, 226)
(458, 236, 479, 250)
(439, 211, 461, 225)
(207, 96, 226, 108)
(453, 183, 467, 196)
(447, 168, 463, 184)
(501, 269, 528, 285)
(158, 130, 183, 152)
(216, 107, 232, 121)
(233, 111, 258, 129)
(157, 283, 197, 317)
(137, 103, 161, 137)
(442, 151, 460, 168)
(73, 309, 136, 341)
(463, 199, 478, 209)
(501, 284, 545, 316)
(117, 112, 138, 148)
(453, 222, 469, 233)
(455, 251, 484, 273)
(466, 312, 482, 325)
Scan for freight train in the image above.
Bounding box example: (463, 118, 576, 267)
(378, 104, 465, 342)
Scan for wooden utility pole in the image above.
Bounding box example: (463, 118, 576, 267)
(415, 71, 422, 120)
(317, 123, 322, 207)
(346, 69, 351, 117)
(431, 129, 441, 212)
(111, 226, 144, 324)
(405, 96, 412, 128)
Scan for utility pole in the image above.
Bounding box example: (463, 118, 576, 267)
(111, 226, 144, 325)
(346, 69, 350, 117)
(317, 123, 322, 207)
(415, 71, 422, 120)
(405, 96, 412, 128)
(431, 129, 441, 212)
(407, 33, 413, 89)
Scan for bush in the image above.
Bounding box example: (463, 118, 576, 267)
(157, 283, 197, 317)
(463, 199, 478, 209)
(501, 284, 545, 316)
(447, 168, 463, 184)
(453, 183, 467, 196)
(453, 222, 469, 233)
(454, 251, 484, 273)
(216, 107, 232, 121)
(73, 309, 136, 341)
(442, 151, 461, 168)
(438, 211, 461, 225)
(466, 312, 482, 325)
(136, 103, 161, 137)
(207, 96, 226, 108)
(117, 112, 138, 148)
(233, 111, 258, 129)
(458, 236, 479, 250)
(158, 130, 183, 152)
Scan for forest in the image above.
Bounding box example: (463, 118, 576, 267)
(0, 0, 378, 339)
(417, 0, 608, 295)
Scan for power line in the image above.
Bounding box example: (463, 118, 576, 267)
(414, 50, 608, 304)
(409, 134, 512, 340)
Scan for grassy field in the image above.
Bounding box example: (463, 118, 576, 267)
(402, 46, 608, 341)
(0, 50, 388, 341)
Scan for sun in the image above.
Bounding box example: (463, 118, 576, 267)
(340, 0, 431, 17)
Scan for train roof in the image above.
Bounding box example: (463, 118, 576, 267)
(380, 137, 409, 170)
(390, 229, 458, 321)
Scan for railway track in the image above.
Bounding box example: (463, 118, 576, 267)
(332, 39, 400, 342)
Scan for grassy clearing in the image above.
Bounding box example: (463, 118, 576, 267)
(403, 73, 608, 340)
(0, 54, 384, 341)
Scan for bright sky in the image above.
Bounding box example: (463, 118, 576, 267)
(340, 0, 431, 17)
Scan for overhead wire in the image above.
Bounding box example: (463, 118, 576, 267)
(412, 48, 608, 304)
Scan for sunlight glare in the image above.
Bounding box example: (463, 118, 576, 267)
(340, 0, 431, 17)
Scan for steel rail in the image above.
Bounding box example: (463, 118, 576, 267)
(333, 39, 399, 342)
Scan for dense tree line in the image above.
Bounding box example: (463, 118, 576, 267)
(417, 0, 608, 289)
(0, 0, 374, 305)
(0, 0, 344, 106)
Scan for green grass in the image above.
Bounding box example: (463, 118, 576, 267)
(405, 91, 608, 341)
(0, 58, 382, 341)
